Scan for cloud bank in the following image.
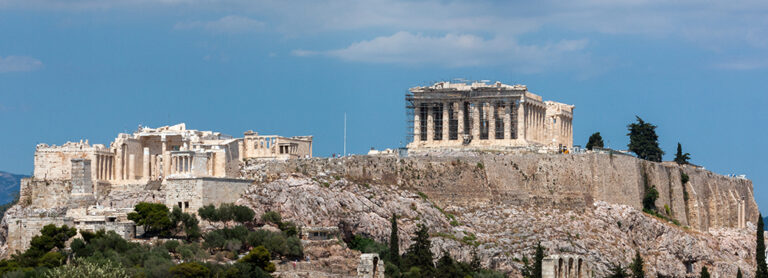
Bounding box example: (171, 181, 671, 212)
(0, 56, 43, 73)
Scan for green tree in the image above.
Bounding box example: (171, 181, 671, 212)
(700, 266, 710, 278)
(627, 116, 664, 162)
(402, 224, 435, 277)
(44, 257, 129, 278)
(127, 202, 175, 237)
(170, 206, 201, 241)
(197, 205, 219, 222)
(232, 205, 255, 223)
(757, 214, 767, 278)
(674, 143, 691, 165)
(608, 265, 629, 278)
(629, 250, 644, 278)
(239, 246, 276, 273)
(643, 185, 659, 212)
(435, 251, 463, 278)
(260, 211, 282, 225)
(169, 262, 210, 278)
(737, 268, 742, 278)
(532, 242, 544, 278)
(586, 132, 604, 150)
(389, 213, 401, 267)
(470, 249, 481, 273)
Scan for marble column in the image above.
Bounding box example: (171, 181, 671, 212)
(426, 103, 434, 141)
(442, 101, 450, 141)
(489, 102, 496, 140)
(517, 101, 526, 141)
(142, 147, 150, 180)
(413, 103, 421, 142)
(504, 101, 512, 140)
(472, 102, 481, 140)
(161, 136, 169, 178)
(457, 102, 465, 138)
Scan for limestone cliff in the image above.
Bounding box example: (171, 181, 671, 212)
(242, 153, 757, 232)
(238, 153, 758, 277)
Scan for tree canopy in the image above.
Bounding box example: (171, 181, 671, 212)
(674, 143, 691, 165)
(586, 132, 604, 150)
(627, 116, 664, 162)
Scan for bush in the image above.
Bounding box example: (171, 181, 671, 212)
(239, 246, 276, 273)
(642, 186, 659, 211)
(127, 202, 174, 237)
(44, 257, 129, 278)
(260, 211, 282, 225)
(169, 262, 210, 278)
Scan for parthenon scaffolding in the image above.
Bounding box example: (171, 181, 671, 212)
(406, 80, 573, 151)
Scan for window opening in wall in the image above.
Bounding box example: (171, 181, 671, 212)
(178, 202, 182, 209)
(184, 201, 189, 208)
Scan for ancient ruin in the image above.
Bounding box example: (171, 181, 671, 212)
(6, 123, 312, 253)
(407, 81, 573, 152)
(542, 254, 591, 278)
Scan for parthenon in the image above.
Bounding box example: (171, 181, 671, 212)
(406, 81, 574, 151)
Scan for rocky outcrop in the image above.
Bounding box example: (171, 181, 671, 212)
(237, 173, 756, 278)
(242, 153, 757, 232)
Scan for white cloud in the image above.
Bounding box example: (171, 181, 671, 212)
(174, 15, 265, 33)
(295, 32, 590, 72)
(713, 59, 768, 70)
(0, 56, 43, 73)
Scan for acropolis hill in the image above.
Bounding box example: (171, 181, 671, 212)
(0, 81, 759, 278)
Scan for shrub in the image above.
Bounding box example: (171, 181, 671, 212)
(169, 262, 210, 278)
(239, 246, 276, 273)
(261, 211, 282, 225)
(44, 257, 129, 278)
(127, 202, 174, 237)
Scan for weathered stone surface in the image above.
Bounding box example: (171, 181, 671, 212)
(238, 176, 756, 278)
(242, 153, 756, 232)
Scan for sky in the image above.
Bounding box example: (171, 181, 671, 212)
(1, 0, 767, 212)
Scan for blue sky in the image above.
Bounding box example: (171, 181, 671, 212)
(1, 0, 767, 212)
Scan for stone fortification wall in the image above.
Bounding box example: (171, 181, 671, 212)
(243, 153, 756, 231)
(163, 178, 252, 213)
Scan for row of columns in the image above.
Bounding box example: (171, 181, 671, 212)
(414, 99, 527, 143)
(525, 102, 547, 143)
(171, 154, 192, 174)
(555, 258, 584, 278)
(94, 154, 114, 180)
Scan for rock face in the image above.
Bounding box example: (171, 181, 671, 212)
(242, 153, 756, 232)
(0, 152, 757, 277)
(238, 174, 756, 278)
(238, 153, 758, 277)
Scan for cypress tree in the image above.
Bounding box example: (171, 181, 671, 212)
(700, 266, 710, 278)
(627, 116, 664, 162)
(674, 143, 691, 165)
(533, 242, 544, 278)
(757, 214, 767, 278)
(629, 250, 644, 278)
(402, 224, 435, 277)
(586, 132, 604, 150)
(389, 213, 400, 266)
(736, 268, 742, 278)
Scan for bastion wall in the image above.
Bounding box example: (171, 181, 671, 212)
(243, 153, 757, 231)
